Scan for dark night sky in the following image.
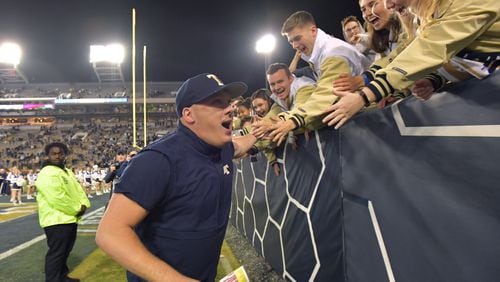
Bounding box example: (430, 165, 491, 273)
(0, 0, 361, 93)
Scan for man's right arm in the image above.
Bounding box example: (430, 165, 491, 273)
(96, 193, 198, 282)
(289, 50, 302, 73)
(103, 168, 116, 183)
(282, 56, 352, 129)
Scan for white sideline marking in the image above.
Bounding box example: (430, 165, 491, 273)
(3, 206, 37, 212)
(0, 207, 105, 261)
(0, 234, 46, 260)
(0, 205, 38, 218)
(78, 229, 97, 233)
(368, 201, 395, 282)
(1, 211, 36, 214)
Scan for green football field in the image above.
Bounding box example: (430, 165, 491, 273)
(0, 195, 240, 281)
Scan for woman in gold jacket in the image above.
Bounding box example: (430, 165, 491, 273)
(323, 0, 500, 128)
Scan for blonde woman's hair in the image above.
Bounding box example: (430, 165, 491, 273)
(397, 11, 417, 40)
(411, 0, 441, 30)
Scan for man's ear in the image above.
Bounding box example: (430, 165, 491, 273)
(311, 25, 318, 36)
(181, 107, 196, 124)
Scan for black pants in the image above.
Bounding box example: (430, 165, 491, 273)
(43, 223, 77, 282)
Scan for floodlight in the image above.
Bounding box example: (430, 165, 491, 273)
(0, 42, 22, 66)
(107, 44, 125, 63)
(255, 34, 276, 54)
(90, 43, 125, 82)
(89, 44, 124, 64)
(89, 45, 105, 63)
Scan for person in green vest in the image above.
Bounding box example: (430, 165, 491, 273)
(35, 142, 90, 282)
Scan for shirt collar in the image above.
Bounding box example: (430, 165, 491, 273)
(178, 122, 222, 157)
(303, 28, 329, 64)
(41, 160, 66, 170)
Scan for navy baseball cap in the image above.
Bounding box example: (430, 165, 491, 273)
(175, 73, 247, 117)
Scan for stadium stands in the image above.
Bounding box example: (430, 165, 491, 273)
(0, 82, 181, 170)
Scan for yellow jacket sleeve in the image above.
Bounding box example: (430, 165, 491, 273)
(367, 0, 500, 101)
(283, 57, 351, 128)
(263, 147, 277, 165)
(36, 166, 90, 228)
(241, 123, 277, 164)
(248, 138, 277, 164)
(265, 104, 284, 120)
(363, 36, 414, 82)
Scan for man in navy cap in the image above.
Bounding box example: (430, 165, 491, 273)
(96, 73, 258, 282)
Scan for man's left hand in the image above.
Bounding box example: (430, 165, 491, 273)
(252, 118, 277, 139)
(333, 73, 364, 92)
(272, 163, 280, 176)
(412, 79, 434, 100)
(269, 119, 296, 146)
(322, 90, 364, 129)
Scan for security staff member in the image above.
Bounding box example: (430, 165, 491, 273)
(36, 142, 90, 282)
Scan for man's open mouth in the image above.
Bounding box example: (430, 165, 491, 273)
(222, 120, 231, 129)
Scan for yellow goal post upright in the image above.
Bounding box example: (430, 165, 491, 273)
(143, 45, 147, 148)
(131, 8, 148, 150)
(132, 8, 139, 149)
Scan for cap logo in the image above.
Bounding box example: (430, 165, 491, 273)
(206, 74, 224, 86)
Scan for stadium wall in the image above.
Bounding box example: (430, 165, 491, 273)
(230, 72, 500, 282)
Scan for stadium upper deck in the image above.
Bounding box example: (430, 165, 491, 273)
(0, 81, 181, 126)
(0, 81, 182, 99)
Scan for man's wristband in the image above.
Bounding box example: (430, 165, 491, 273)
(361, 73, 371, 86)
(358, 89, 371, 107)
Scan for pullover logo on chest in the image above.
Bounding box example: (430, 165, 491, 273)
(223, 164, 230, 175)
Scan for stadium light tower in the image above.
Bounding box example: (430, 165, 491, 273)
(0, 42, 28, 84)
(255, 34, 276, 87)
(90, 43, 125, 83)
